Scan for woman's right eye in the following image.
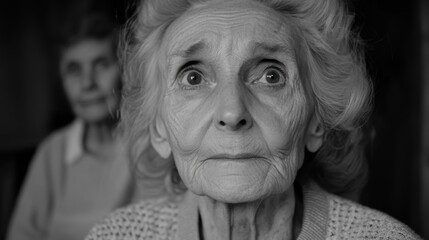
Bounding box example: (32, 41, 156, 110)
(177, 68, 207, 90)
(65, 62, 81, 76)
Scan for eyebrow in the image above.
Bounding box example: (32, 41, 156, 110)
(171, 41, 207, 58)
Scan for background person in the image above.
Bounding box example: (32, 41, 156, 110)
(7, 11, 147, 240)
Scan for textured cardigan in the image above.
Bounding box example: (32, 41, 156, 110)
(86, 182, 421, 240)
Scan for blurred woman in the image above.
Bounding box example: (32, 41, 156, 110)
(6, 12, 160, 240)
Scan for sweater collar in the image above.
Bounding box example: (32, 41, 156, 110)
(297, 182, 329, 240)
(175, 182, 329, 240)
(64, 119, 85, 165)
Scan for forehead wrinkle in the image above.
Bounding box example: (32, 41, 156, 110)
(234, 39, 294, 68)
(164, 1, 299, 79)
(166, 37, 218, 76)
(227, 15, 296, 63)
(170, 40, 207, 58)
(165, 1, 290, 44)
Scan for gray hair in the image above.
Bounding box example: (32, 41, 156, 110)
(119, 0, 372, 198)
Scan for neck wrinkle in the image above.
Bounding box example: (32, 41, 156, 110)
(197, 187, 296, 240)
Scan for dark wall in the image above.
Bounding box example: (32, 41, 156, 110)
(353, 0, 423, 235)
(0, 1, 67, 238)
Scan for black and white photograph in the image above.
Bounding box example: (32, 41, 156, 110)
(0, 0, 428, 239)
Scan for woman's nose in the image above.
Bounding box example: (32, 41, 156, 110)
(214, 84, 253, 131)
(81, 69, 97, 89)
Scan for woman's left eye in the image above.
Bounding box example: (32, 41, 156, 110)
(254, 68, 286, 86)
(185, 71, 203, 85)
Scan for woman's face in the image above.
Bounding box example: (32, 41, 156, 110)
(60, 38, 120, 123)
(155, 1, 320, 203)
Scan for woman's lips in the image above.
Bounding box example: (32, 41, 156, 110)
(77, 97, 104, 106)
(207, 153, 262, 160)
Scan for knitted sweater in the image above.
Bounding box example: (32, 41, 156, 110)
(86, 183, 421, 240)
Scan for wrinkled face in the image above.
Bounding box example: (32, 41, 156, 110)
(60, 38, 120, 123)
(154, 1, 322, 203)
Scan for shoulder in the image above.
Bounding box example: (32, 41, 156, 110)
(36, 123, 75, 153)
(85, 197, 179, 240)
(326, 193, 421, 239)
(24, 123, 76, 173)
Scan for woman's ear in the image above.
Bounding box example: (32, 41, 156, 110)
(149, 116, 171, 159)
(306, 115, 325, 152)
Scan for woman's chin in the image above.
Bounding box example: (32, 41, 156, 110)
(190, 177, 281, 203)
(180, 159, 294, 203)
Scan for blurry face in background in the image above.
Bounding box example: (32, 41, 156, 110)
(155, 1, 319, 203)
(60, 38, 120, 123)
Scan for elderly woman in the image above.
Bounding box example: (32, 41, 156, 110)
(87, 0, 421, 239)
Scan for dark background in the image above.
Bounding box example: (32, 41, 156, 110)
(0, 0, 428, 239)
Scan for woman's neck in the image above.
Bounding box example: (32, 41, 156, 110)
(198, 187, 296, 240)
(83, 118, 117, 156)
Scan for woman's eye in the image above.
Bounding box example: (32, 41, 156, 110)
(95, 58, 111, 70)
(177, 69, 207, 90)
(185, 71, 203, 85)
(65, 63, 82, 76)
(254, 67, 286, 86)
(264, 69, 281, 83)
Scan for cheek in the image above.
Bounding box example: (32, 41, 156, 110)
(163, 94, 217, 192)
(63, 78, 80, 100)
(256, 90, 308, 155)
(254, 90, 309, 183)
(98, 68, 120, 94)
(267, 147, 304, 195)
(164, 94, 214, 153)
